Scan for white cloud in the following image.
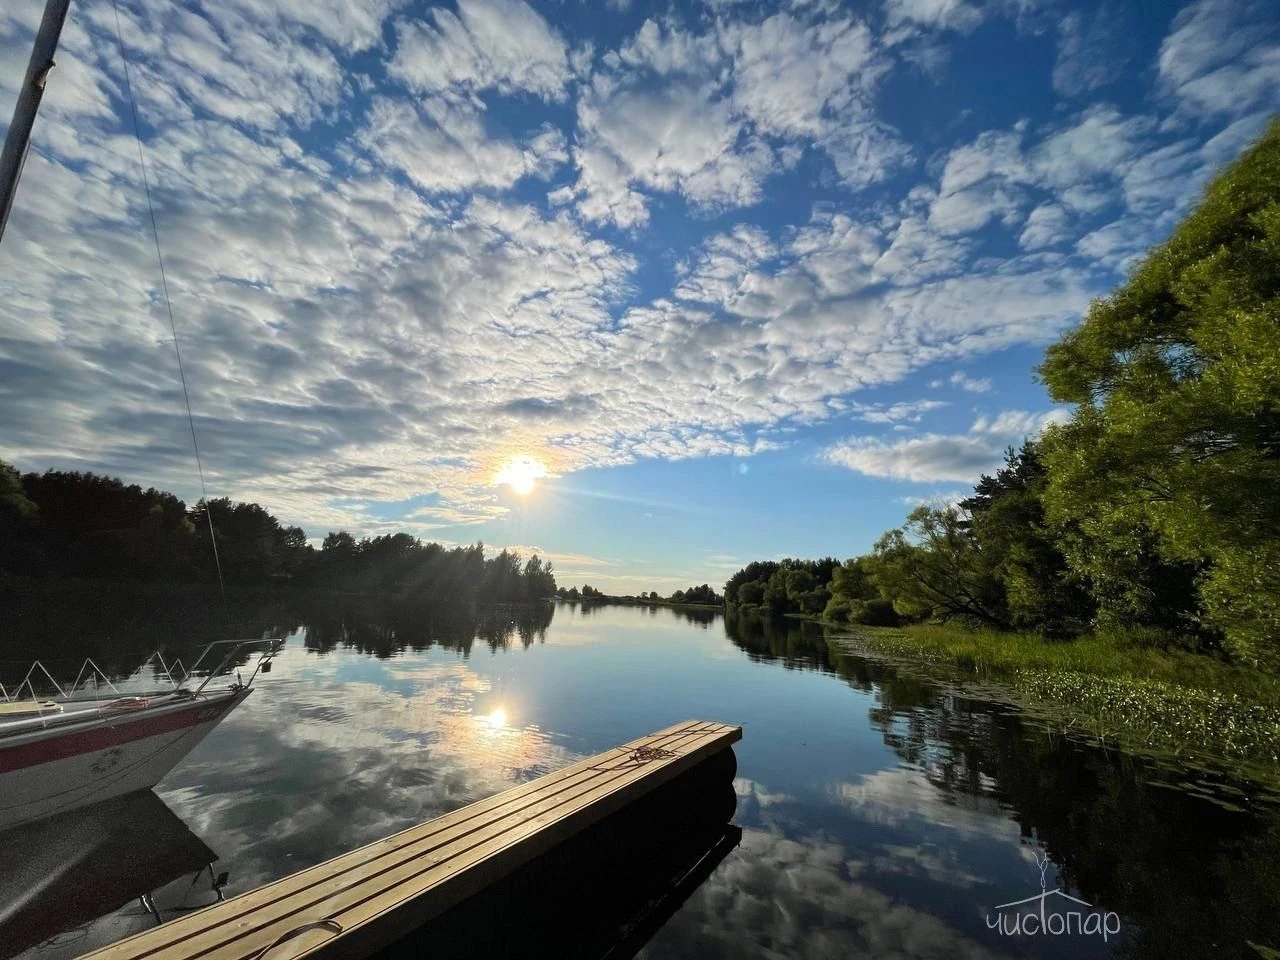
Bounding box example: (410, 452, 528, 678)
(822, 408, 1070, 482)
(265, 0, 408, 54)
(721, 13, 886, 140)
(925, 127, 1032, 237)
(612, 18, 719, 77)
(914, 97, 1267, 269)
(823, 434, 1007, 482)
(1052, 9, 1124, 97)
(1018, 202, 1070, 250)
(358, 97, 565, 194)
(566, 11, 910, 226)
(883, 0, 986, 35)
(388, 0, 571, 102)
(722, 12, 910, 190)
(855, 399, 950, 424)
(570, 80, 776, 226)
(970, 408, 1070, 434)
(949, 372, 991, 393)
(1157, 0, 1280, 121)
(1032, 106, 1154, 192)
(83, 0, 349, 131)
(820, 119, 917, 191)
(674, 224, 778, 305)
(874, 214, 973, 282)
(900, 490, 969, 509)
(1075, 216, 1155, 271)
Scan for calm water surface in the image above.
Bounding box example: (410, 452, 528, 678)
(7, 599, 1280, 959)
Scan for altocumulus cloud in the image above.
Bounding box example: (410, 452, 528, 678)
(0, 0, 1275, 538)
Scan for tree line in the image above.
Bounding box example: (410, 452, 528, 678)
(556, 584, 606, 600)
(554, 583, 723, 604)
(727, 119, 1280, 671)
(0, 465, 556, 602)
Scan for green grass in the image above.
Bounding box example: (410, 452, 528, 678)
(833, 623, 1280, 786)
(855, 623, 1280, 699)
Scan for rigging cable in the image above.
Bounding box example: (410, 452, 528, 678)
(109, 0, 227, 606)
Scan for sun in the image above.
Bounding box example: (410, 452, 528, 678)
(494, 456, 548, 496)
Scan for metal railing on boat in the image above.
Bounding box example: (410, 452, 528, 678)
(0, 639, 282, 730)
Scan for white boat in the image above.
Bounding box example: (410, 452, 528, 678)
(0, 641, 275, 832)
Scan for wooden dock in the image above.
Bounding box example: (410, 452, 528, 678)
(81, 719, 741, 960)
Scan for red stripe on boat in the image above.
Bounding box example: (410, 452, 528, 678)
(0, 696, 237, 774)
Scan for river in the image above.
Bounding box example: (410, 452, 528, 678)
(4, 596, 1278, 959)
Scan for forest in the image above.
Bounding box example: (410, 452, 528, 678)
(0, 464, 556, 603)
(727, 120, 1280, 672)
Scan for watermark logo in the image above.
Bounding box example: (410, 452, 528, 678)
(986, 853, 1121, 942)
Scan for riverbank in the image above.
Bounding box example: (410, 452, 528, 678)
(827, 621, 1280, 791)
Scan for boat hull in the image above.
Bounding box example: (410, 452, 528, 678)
(0, 687, 251, 832)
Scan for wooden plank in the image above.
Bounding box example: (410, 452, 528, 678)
(89, 721, 709, 960)
(222, 724, 737, 960)
(192, 721, 740, 960)
(187, 725, 729, 960)
(288, 725, 740, 960)
(82, 720, 740, 960)
(93, 721, 718, 960)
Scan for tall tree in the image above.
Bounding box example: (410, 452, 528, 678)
(1039, 120, 1280, 665)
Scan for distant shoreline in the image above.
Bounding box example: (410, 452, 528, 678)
(556, 595, 724, 611)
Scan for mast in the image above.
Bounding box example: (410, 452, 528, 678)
(0, 0, 73, 248)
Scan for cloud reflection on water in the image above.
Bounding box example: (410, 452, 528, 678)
(638, 826, 1012, 960)
(158, 646, 580, 894)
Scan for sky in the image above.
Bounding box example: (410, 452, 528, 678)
(0, 0, 1277, 594)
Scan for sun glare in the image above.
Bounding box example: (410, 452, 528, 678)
(494, 456, 547, 496)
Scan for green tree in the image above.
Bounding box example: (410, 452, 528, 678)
(483, 549, 524, 600)
(784, 567, 827, 615)
(521, 554, 556, 598)
(961, 442, 1094, 635)
(1039, 120, 1280, 665)
(191, 499, 301, 583)
(738, 580, 765, 605)
(0, 459, 36, 526)
(724, 560, 780, 605)
(823, 557, 892, 624)
(675, 583, 721, 604)
(867, 506, 1008, 628)
(762, 565, 792, 614)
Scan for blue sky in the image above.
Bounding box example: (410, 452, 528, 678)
(0, 0, 1277, 593)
